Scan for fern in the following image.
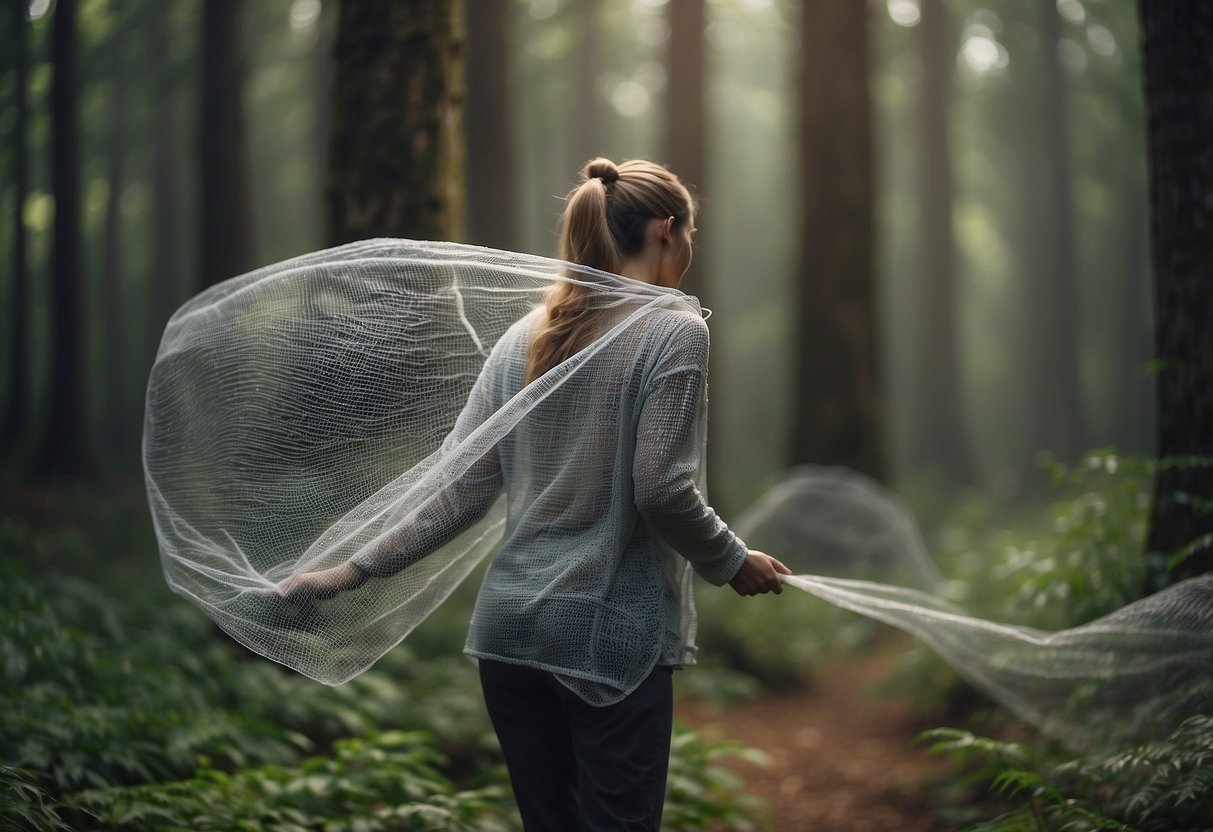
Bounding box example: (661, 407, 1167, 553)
(924, 718, 1213, 832)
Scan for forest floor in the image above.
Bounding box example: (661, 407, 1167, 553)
(676, 646, 959, 832)
(5, 478, 963, 831)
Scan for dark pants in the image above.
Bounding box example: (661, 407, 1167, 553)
(478, 659, 673, 832)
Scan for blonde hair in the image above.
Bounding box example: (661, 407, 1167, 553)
(525, 158, 694, 384)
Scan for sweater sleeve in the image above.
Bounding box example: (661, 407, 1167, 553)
(351, 355, 504, 577)
(632, 314, 747, 586)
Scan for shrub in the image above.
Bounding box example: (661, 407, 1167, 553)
(923, 716, 1213, 832)
(1, 516, 765, 831)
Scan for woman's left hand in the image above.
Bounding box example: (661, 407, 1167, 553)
(281, 562, 367, 602)
(728, 551, 792, 596)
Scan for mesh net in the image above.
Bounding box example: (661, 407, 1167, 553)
(144, 239, 743, 701)
(145, 240, 1212, 741)
(737, 467, 1213, 746)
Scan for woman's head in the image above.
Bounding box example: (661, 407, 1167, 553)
(527, 159, 694, 384)
(559, 158, 696, 281)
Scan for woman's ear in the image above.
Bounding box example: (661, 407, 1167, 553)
(657, 216, 674, 245)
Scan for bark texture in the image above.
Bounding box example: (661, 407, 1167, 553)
(664, 0, 706, 298)
(39, 0, 90, 476)
(152, 0, 184, 338)
(664, 0, 720, 491)
(571, 0, 602, 167)
(200, 0, 256, 288)
(1139, 2, 1213, 577)
(793, 0, 883, 480)
(465, 0, 516, 250)
(905, 0, 974, 482)
(3, 2, 31, 452)
(102, 20, 128, 453)
(328, 0, 464, 244)
(1010, 0, 1086, 483)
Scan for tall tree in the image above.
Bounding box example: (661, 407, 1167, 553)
(1114, 180, 1153, 455)
(664, 0, 723, 482)
(2, 1, 31, 454)
(310, 0, 336, 242)
(664, 0, 705, 297)
(904, 0, 974, 483)
(151, 0, 184, 336)
(792, 0, 882, 479)
(1038, 0, 1085, 460)
(465, 0, 517, 250)
(1011, 0, 1086, 481)
(1139, 2, 1213, 577)
(571, 0, 602, 166)
(200, 0, 256, 288)
(101, 14, 128, 454)
(1112, 12, 1154, 458)
(37, 0, 90, 476)
(328, 0, 464, 244)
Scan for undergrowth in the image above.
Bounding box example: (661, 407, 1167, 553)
(911, 451, 1213, 831)
(0, 511, 765, 831)
(924, 715, 1213, 832)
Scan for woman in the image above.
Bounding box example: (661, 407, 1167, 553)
(288, 158, 790, 831)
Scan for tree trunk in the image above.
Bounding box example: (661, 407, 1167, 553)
(904, 0, 974, 483)
(665, 0, 705, 298)
(1013, 0, 1086, 484)
(1116, 182, 1153, 456)
(101, 19, 128, 455)
(37, 0, 90, 477)
(310, 0, 335, 243)
(792, 0, 883, 480)
(1139, 2, 1213, 578)
(465, 0, 517, 250)
(1037, 0, 1086, 462)
(572, 0, 602, 166)
(200, 0, 256, 288)
(664, 0, 722, 487)
(2, 2, 31, 454)
(328, 0, 464, 244)
(152, 0, 184, 338)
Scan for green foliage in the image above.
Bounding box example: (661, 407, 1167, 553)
(0, 556, 412, 794)
(672, 659, 767, 708)
(997, 450, 1163, 629)
(911, 452, 1213, 830)
(0, 765, 69, 832)
(69, 732, 512, 832)
(1, 511, 765, 832)
(920, 451, 1161, 634)
(922, 716, 1213, 832)
(663, 726, 769, 832)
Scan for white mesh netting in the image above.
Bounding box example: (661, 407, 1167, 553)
(145, 240, 1211, 741)
(734, 467, 1213, 745)
(145, 239, 744, 703)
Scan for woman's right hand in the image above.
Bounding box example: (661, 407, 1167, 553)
(728, 551, 792, 596)
(281, 562, 368, 602)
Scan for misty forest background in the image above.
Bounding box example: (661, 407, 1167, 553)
(1, 0, 1212, 830)
(6, 0, 1203, 509)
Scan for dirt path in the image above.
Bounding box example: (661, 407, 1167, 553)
(676, 647, 956, 831)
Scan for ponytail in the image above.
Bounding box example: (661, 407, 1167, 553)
(525, 158, 692, 384)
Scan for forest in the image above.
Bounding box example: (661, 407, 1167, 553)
(2, 0, 1211, 830)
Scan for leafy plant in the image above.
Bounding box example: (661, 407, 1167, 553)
(1, 765, 69, 832)
(69, 731, 513, 832)
(663, 725, 769, 832)
(923, 716, 1213, 832)
(911, 452, 1213, 832)
(2, 512, 767, 832)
